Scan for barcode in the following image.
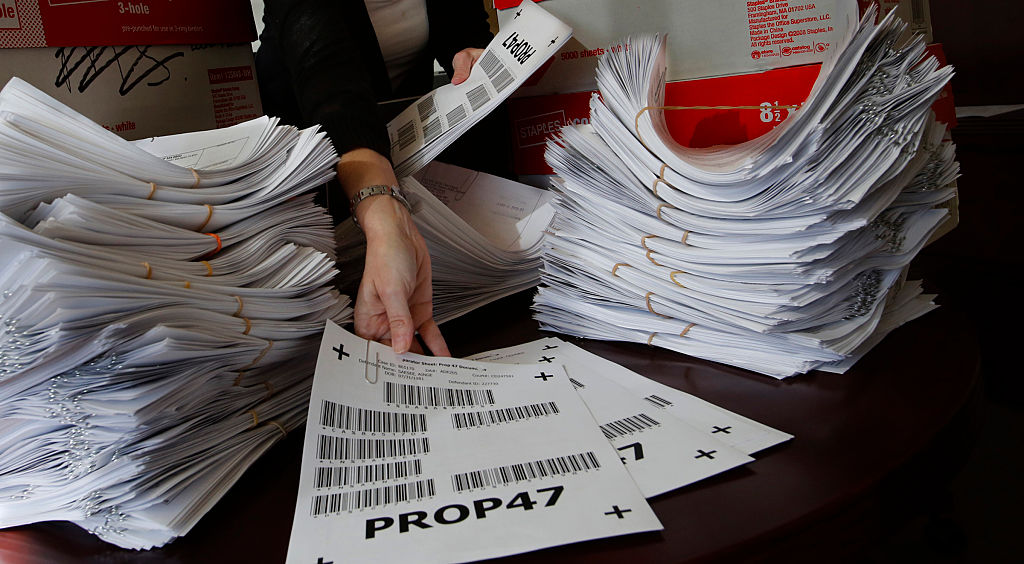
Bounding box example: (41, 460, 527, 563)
(466, 84, 491, 112)
(452, 452, 600, 492)
(446, 104, 467, 129)
(568, 378, 585, 389)
(384, 381, 495, 408)
(417, 94, 437, 122)
(396, 120, 416, 151)
(479, 50, 514, 93)
(320, 400, 427, 434)
(599, 413, 661, 440)
(314, 460, 423, 489)
(317, 435, 430, 461)
(451, 402, 560, 430)
(422, 116, 442, 146)
(311, 479, 436, 515)
(644, 394, 673, 408)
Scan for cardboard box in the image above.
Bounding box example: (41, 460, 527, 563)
(859, 0, 932, 43)
(0, 0, 260, 140)
(496, 0, 859, 96)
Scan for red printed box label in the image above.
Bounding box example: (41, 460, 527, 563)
(0, 1, 21, 30)
(208, 65, 253, 85)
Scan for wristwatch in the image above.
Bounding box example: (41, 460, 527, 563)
(348, 184, 413, 228)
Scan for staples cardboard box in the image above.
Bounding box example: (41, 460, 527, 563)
(496, 0, 860, 97)
(0, 0, 260, 140)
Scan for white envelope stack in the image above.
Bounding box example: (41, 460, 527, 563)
(0, 78, 351, 548)
(336, 161, 555, 324)
(535, 8, 956, 378)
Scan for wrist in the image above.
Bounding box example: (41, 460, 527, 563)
(350, 184, 413, 230)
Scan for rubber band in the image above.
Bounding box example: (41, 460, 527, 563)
(234, 340, 275, 385)
(680, 323, 696, 338)
(248, 410, 259, 428)
(647, 333, 657, 346)
(612, 263, 630, 277)
(242, 317, 252, 335)
(203, 233, 222, 255)
(141, 262, 152, 279)
(233, 372, 245, 386)
(196, 204, 214, 231)
(264, 380, 275, 399)
(656, 203, 676, 220)
(640, 235, 658, 251)
(232, 295, 244, 317)
(645, 292, 671, 318)
(634, 104, 800, 150)
(189, 168, 201, 189)
(646, 249, 662, 266)
(670, 270, 686, 288)
(651, 163, 668, 197)
(183, 281, 191, 289)
(201, 260, 213, 276)
(147, 182, 157, 200)
(266, 420, 287, 438)
(681, 231, 691, 245)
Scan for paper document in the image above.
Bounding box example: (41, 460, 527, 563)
(387, 0, 571, 177)
(286, 322, 661, 564)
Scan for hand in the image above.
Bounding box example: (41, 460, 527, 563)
(451, 48, 485, 85)
(354, 196, 449, 356)
(337, 148, 450, 356)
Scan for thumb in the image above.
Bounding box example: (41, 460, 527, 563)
(451, 50, 475, 85)
(380, 290, 415, 354)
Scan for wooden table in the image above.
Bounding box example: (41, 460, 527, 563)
(0, 292, 981, 563)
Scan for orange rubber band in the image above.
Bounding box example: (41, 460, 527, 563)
(242, 317, 252, 335)
(670, 270, 686, 288)
(612, 263, 630, 277)
(656, 203, 675, 220)
(248, 410, 259, 428)
(142, 262, 152, 279)
(147, 182, 157, 200)
(646, 249, 662, 266)
(680, 323, 696, 338)
(183, 281, 191, 289)
(645, 292, 671, 318)
(233, 295, 244, 317)
(641, 234, 657, 251)
(201, 260, 213, 276)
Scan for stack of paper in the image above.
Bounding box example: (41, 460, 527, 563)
(534, 8, 957, 378)
(336, 161, 555, 323)
(387, 0, 572, 178)
(0, 78, 351, 548)
(286, 324, 789, 563)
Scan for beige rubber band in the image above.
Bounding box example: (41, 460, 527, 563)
(248, 410, 259, 428)
(651, 163, 668, 197)
(264, 380, 275, 399)
(612, 263, 630, 277)
(267, 420, 288, 438)
(680, 323, 696, 338)
(645, 292, 671, 318)
(640, 234, 657, 251)
(646, 249, 662, 266)
(670, 270, 686, 288)
(183, 281, 191, 289)
(681, 230, 691, 245)
(201, 260, 213, 276)
(242, 317, 252, 335)
(147, 182, 157, 200)
(233, 295, 244, 317)
(656, 203, 676, 220)
(142, 262, 152, 279)
(647, 333, 657, 346)
(196, 204, 214, 231)
(189, 168, 201, 188)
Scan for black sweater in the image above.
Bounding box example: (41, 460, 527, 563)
(256, 0, 493, 159)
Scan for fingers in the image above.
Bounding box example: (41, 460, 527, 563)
(417, 319, 451, 357)
(451, 48, 484, 85)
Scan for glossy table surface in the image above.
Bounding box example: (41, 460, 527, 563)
(0, 292, 980, 563)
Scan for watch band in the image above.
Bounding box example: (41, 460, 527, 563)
(348, 184, 412, 227)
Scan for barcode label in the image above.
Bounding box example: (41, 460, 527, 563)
(422, 116, 442, 146)
(599, 413, 661, 440)
(396, 120, 416, 151)
(466, 84, 491, 112)
(479, 50, 514, 93)
(311, 479, 436, 516)
(314, 459, 423, 489)
(446, 104, 467, 129)
(568, 378, 585, 389)
(320, 400, 427, 434)
(317, 435, 430, 461)
(384, 381, 495, 408)
(417, 94, 437, 122)
(643, 394, 673, 408)
(452, 452, 600, 492)
(451, 402, 560, 430)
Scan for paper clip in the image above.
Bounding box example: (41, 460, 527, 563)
(364, 340, 380, 384)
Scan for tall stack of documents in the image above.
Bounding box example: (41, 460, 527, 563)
(336, 161, 555, 323)
(0, 78, 351, 548)
(534, 8, 957, 378)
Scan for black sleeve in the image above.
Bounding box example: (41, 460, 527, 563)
(426, 0, 495, 77)
(259, 0, 392, 158)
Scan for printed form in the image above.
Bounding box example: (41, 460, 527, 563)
(286, 322, 660, 564)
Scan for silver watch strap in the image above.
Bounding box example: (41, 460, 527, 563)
(348, 184, 412, 227)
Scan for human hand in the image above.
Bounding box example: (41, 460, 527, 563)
(451, 48, 485, 85)
(353, 194, 450, 356)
